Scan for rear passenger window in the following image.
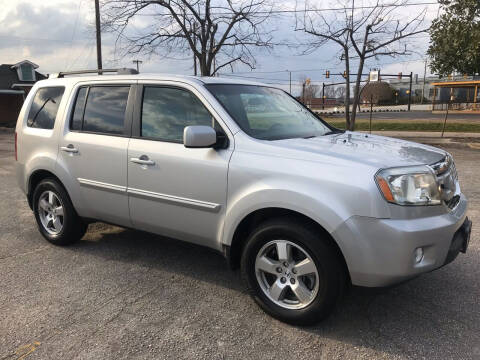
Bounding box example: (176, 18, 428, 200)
(27, 87, 65, 129)
(71, 86, 130, 135)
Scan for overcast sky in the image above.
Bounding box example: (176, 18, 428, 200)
(0, 0, 439, 94)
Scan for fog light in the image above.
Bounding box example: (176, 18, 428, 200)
(414, 247, 424, 263)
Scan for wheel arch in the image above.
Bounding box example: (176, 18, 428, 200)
(27, 169, 69, 209)
(226, 207, 350, 283)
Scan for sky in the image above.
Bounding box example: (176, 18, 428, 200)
(0, 0, 440, 95)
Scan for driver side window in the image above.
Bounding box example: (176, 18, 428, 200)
(141, 86, 213, 142)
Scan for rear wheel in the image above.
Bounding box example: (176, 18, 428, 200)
(241, 217, 345, 325)
(33, 179, 87, 245)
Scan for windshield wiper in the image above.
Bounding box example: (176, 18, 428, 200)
(302, 135, 317, 139)
(323, 130, 345, 136)
(29, 97, 55, 127)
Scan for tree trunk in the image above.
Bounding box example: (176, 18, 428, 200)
(349, 56, 365, 131)
(199, 52, 211, 76)
(343, 47, 351, 130)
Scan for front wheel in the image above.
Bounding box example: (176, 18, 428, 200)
(241, 217, 345, 325)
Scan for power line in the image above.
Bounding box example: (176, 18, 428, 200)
(220, 73, 292, 81)
(65, 0, 83, 70)
(221, 67, 331, 75)
(0, 34, 88, 43)
(220, 56, 428, 77)
(135, 2, 438, 16)
(219, 73, 336, 84)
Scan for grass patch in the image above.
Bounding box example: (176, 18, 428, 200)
(326, 120, 480, 132)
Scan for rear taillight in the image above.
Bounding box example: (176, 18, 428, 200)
(14, 132, 17, 161)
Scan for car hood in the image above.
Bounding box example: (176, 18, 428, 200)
(270, 131, 446, 168)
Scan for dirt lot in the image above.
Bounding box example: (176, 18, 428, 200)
(0, 131, 479, 359)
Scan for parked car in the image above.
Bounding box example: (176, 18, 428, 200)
(15, 69, 471, 325)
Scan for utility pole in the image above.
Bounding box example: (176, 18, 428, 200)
(421, 59, 427, 104)
(302, 82, 306, 104)
(287, 71, 292, 94)
(94, 0, 102, 72)
(407, 71, 413, 111)
(132, 59, 142, 72)
(322, 83, 325, 110)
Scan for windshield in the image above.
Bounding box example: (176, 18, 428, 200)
(205, 84, 332, 140)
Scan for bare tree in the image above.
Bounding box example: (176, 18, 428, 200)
(323, 85, 336, 98)
(296, 3, 353, 127)
(296, 0, 427, 130)
(335, 85, 346, 102)
(101, 0, 275, 76)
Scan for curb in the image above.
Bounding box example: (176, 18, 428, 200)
(314, 109, 408, 115)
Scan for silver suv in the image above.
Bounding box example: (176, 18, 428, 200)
(15, 69, 471, 325)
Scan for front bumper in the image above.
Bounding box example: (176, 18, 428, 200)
(332, 194, 469, 287)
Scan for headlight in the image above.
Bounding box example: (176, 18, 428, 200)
(375, 165, 441, 206)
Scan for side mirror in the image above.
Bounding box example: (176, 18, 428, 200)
(183, 125, 217, 148)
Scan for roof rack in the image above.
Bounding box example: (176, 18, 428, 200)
(49, 68, 138, 79)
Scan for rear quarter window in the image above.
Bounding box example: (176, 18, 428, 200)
(27, 87, 65, 129)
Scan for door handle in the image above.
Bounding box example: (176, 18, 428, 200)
(130, 156, 155, 166)
(61, 144, 78, 153)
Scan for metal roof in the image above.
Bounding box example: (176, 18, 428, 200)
(0, 64, 46, 90)
(432, 80, 480, 87)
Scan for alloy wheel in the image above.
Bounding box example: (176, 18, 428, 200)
(255, 240, 320, 310)
(38, 190, 64, 235)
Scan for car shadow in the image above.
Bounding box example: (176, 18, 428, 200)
(69, 224, 479, 359)
(70, 223, 244, 293)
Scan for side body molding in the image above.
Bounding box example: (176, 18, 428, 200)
(77, 178, 221, 212)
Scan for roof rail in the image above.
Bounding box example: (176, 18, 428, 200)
(49, 68, 138, 79)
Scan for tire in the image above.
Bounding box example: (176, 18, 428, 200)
(32, 178, 87, 245)
(240, 217, 345, 325)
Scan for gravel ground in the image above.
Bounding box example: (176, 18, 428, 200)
(0, 132, 479, 360)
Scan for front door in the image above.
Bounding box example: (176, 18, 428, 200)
(127, 84, 232, 249)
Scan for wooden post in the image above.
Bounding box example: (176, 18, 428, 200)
(289, 71, 292, 94)
(475, 85, 478, 110)
(441, 99, 449, 138)
(369, 95, 373, 134)
(407, 72, 413, 111)
(322, 83, 325, 110)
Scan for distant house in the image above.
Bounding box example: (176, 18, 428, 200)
(0, 60, 47, 126)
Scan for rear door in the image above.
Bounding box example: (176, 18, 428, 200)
(127, 83, 233, 249)
(57, 82, 135, 226)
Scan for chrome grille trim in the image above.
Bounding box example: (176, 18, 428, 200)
(430, 155, 458, 206)
(430, 155, 451, 176)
